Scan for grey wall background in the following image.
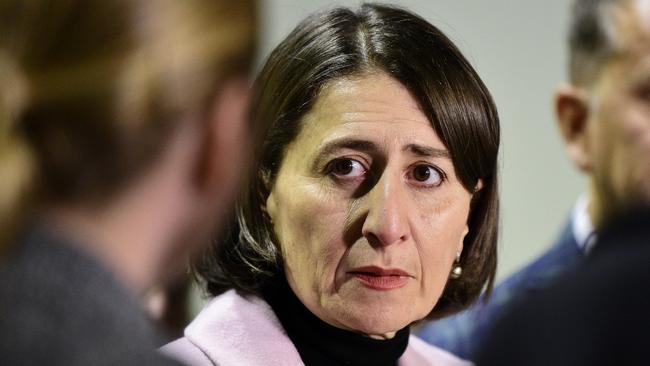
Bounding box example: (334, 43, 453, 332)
(259, 0, 585, 280)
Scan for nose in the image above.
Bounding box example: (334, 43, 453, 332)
(361, 171, 410, 247)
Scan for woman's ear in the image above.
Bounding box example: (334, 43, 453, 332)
(458, 225, 468, 253)
(265, 189, 277, 224)
(555, 84, 593, 173)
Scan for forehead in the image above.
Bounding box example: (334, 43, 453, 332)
(294, 72, 441, 147)
(316, 73, 423, 113)
(598, 1, 650, 83)
(611, 0, 650, 55)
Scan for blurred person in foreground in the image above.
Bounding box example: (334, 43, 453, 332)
(418, 0, 650, 361)
(0, 1, 257, 365)
(161, 4, 500, 366)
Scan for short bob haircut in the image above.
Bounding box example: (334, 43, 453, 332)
(195, 3, 500, 319)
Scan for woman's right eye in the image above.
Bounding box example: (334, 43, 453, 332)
(328, 158, 367, 179)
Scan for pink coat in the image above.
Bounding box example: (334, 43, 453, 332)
(161, 290, 473, 366)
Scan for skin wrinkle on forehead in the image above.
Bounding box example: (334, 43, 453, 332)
(301, 75, 446, 173)
(301, 98, 452, 154)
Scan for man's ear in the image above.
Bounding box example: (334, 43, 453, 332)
(555, 84, 593, 173)
(195, 77, 252, 200)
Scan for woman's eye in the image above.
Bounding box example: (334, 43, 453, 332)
(328, 159, 367, 178)
(410, 164, 443, 186)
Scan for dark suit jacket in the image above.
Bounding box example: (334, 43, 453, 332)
(416, 219, 583, 360)
(475, 208, 650, 365)
(0, 224, 181, 366)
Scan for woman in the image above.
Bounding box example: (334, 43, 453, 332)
(0, 0, 256, 364)
(162, 3, 499, 366)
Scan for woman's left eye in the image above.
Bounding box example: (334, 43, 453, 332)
(408, 164, 443, 187)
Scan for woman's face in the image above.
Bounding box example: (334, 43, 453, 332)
(266, 72, 474, 339)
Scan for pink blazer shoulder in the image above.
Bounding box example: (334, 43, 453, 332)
(160, 290, 473, 366)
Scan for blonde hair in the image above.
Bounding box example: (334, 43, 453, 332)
(0, 0, 257, 253)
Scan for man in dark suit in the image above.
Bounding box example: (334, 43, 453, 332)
(417, 0, 650, 360)
(0, 1, 257, 365)
(475, 207, 650, 365)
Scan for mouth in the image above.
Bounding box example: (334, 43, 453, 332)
(348, 266, 412, 290)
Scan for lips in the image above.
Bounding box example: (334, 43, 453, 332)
(348, 266, 412, 290)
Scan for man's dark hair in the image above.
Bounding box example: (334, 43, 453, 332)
(194, 3, 500, 319)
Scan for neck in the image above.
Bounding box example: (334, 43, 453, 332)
(41, 163, 198, 295)
(41, 193, 180, 295)
(587, 180, 629, 231)
(587, 186, 601, 231)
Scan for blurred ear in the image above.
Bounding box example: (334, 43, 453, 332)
(555, 84, 593, 173)
(195, 77, 251, 201)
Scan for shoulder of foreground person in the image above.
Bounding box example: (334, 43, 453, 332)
(162, 289, 473, 366)
(417, 219, 581, 360)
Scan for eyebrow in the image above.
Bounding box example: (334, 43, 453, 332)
(312, 138, 380, 170)
(318, 138, 380, 157)
(404, 144, 451, 159)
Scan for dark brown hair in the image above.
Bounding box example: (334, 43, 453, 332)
(195, 3, 499, 319)
(0, 0, 257, 250)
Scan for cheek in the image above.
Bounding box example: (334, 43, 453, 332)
(413, 190, 471, 295)
(272, 180, 350, 293)
(623, 111, 650, 198)
(593, 101, 650, 198)
(415, 188, 471, 248)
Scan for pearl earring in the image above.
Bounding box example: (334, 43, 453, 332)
(449, 251, 462, 279)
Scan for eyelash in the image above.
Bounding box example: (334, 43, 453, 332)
(325, 158, 446, 188)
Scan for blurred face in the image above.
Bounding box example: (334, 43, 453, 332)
(266, 73, 474, 338)
(585, 3, 650, 224)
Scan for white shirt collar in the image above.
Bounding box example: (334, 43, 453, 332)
(571, 193, 597, 255)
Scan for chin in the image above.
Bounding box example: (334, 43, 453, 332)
(325, 285, 433, 336)
(336, 302, 418, 337)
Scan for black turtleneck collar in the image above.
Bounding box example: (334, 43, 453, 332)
(262, 275, 410, 366)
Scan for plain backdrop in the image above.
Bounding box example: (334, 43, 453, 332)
(258, 0, 585, 281)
